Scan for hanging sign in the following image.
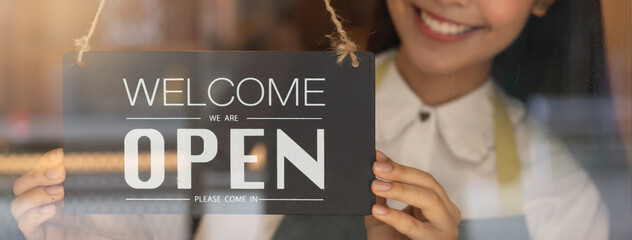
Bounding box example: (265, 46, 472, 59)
(62, 51, 375, 214)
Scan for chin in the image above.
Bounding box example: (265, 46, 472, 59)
(398, 42, 464, 75)
(408, 52, 463, 75)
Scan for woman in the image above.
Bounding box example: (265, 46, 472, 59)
(11, 0, 609, 239)
(277, 0, 608, 239)
(361, 0, 608, 239)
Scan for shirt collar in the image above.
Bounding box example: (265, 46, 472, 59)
(376, 60, 526, 163)
(375, 59, 423, 143)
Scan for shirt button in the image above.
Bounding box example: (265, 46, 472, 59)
(419, 111, 431, 122)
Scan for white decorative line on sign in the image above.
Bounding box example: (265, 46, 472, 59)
(125, 198, 191, 201)
(246, 117, 323, 120)
(126, 117, 202, 120)
(258, 198, 324, 201)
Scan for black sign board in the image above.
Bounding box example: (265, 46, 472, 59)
(62, 52, 375, 215)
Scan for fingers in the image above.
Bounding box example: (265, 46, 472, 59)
(372, 204, 433, 239)
(36, 148, 64, 167)
(372, 179, 452, 226)
(14, 149, 65, 196)
(11, 149, 65, 240)
(18, 204, 56, 240)
(374, 150, 460, 220)
(374, 151, 444, 197)
(11, 185, 65, 221)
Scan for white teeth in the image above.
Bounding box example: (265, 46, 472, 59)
(420, 11, 472, 35)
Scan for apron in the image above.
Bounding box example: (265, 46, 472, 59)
(273, 57, 530, 240)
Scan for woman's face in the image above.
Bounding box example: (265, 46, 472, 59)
(387, 0, 549, 75)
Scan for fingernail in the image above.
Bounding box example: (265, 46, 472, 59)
(49, 149, 63, 163)
(376, 151, 387, 162)
(40, 204, 54, 214)
(46, 185, 63, 195)
(373, 180, 391, 191)
(374, 161, 392, 173)
(46, 168, 63, 179)
(373, 204, 389, 215)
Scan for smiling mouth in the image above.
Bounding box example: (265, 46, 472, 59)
(413, 6, 483, 38)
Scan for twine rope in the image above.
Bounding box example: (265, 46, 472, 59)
(74, 0, 107, 68)
(323, 0, 360, 67)
(73, 0, 358, 67)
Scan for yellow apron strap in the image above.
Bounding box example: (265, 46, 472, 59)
(375, 55, 524, 216)
(375, 57, 393, 91)
(493, 89, 524, 216)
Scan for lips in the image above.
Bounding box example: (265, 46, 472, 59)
(413, 6, 483, 42)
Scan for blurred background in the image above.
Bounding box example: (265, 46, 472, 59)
(0, 0, 630, 239)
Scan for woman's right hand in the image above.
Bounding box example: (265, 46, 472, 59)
(10, 148, 153, 240)
(365, 151, 461, 240)
(11, 148, 66, 239)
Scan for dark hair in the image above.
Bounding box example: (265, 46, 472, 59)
(365, 0, 609, 100)
(366, 0, 399, 54)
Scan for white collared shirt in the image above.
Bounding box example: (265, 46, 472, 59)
(375, 50, 608, 239)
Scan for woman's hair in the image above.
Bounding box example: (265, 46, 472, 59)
(365, 0, 609, 100)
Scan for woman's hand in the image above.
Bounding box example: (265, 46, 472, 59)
(11, 148, 152, 240)
(365, 151, 461, 240)
(11, 148, 66, 239)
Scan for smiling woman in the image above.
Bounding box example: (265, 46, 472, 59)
(383, 0, 547, 105)
(357, 0, 620, 239)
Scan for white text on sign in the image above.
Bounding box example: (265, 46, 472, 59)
(123, 129, 325, 190)
(123, 77, 326, 107)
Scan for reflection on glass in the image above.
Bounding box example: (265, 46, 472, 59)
(1, 0, 630, 239)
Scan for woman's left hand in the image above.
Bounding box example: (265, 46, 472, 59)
(365, 151, 461, 240)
